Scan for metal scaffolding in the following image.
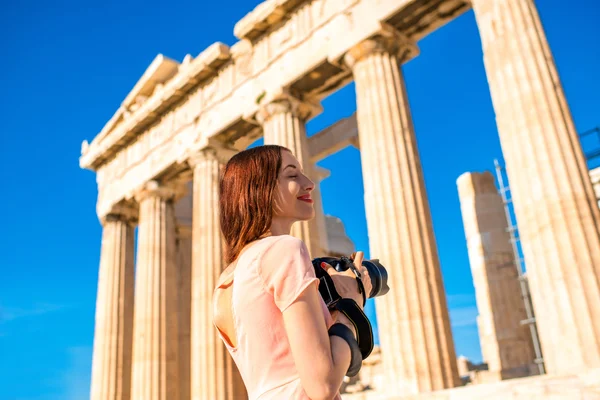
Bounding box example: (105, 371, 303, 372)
(493, 159, 545, 375)
(579, 126, 600, 168)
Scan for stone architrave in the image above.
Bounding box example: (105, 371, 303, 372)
(457, 171, 536, 380)
(188, 144, 247, 400)
(344, 29, 459, 393)
(175, 189, 193, 400)
(472, 0, 600, 375)
(256, 93, 327, 257)
(90, 207, 136, 400)
(131, 181, 181, 400)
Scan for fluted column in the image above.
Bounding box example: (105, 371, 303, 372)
(257, 93, 326, 257)
(175, 190, 193, 400)
(189, 145, 246, 400)
(344, 30, 459, 393)
(131, 181, 180, 400)
(313, 166, 331, 256)
(457, 171, 536, 379)
(90, 207, 136, 400)
(472, 0, 600, 375)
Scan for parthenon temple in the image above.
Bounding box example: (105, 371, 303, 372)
(81, 0, 600, 398)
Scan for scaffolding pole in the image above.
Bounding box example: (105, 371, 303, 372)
(493, 159, 545, 375)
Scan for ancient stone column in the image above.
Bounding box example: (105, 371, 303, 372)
(472, 0, 600, 375)
(131, 181, 180, 400)
(312, 165, 331, 256)
(189, 145, 246, 400)
(257, 93, 326, 257)
(457, 171, 536, 380)
(175, 189, 193, 400)
(344, 29, 459, 393)
(90, 207, 136, 400)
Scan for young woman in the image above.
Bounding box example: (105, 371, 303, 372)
(213, 145, 372, 400)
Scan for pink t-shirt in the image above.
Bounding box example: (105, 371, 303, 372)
(215, 235, 342, 400)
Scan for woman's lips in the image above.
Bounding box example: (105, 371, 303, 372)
(297, 195, 313, 203)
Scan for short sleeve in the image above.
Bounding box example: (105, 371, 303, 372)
(258, 236, 319, 312)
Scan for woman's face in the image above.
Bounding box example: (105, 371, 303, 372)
(273, 150, 315, 222)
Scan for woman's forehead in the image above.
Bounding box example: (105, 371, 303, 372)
(281, 151, 301, 167)
(281, 150, 297, 162)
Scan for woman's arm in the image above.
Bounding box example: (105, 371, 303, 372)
(282, 285, 355, 400)
(259, 236, 364, 400)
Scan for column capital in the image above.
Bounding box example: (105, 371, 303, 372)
(254, 89, 322, 125)
(187, 137, 238, 167)
(134, 180, 186, 203)
(343, 24, 419, 69)
(100, 202, 138, 226)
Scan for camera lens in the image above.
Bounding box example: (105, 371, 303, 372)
(361, 259, 389, 298)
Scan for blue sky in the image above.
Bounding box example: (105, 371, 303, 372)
(1, 0, 599, 398)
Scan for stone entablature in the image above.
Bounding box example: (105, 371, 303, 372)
(80, 0, 469, 220)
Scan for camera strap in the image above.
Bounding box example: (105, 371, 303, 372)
(346, 260, 367, 307)
(328, 323, 363, 377)
(318, 272, 342, 309)
(333, 298, 374, 360)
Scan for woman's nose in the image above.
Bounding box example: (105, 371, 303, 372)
(304, 176, 315, 191)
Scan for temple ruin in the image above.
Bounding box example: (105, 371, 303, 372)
(81, 0, 600, 398)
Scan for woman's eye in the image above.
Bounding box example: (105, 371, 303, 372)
(289, 175, 298, 179)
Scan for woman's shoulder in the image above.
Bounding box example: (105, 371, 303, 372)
(256, 235, 309, 263)
(264, 234, 307, 250)
(235, 235, 311, 280)
(238, 235, 302, 259)
(229, 235, 304, 272)
(258, 235, 318, 311)
(259, 235, 312, 272)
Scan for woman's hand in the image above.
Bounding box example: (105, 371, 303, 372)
(320, 251, 372, 308)
(354, 252, 373, 301)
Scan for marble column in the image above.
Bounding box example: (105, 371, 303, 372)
(313, 166, 331, 257)
(344, 30, 459, 393)
(189, 145, 247, 400)
(472, 0, 600, 374)
(175, 189, 193, 400)
(90, 207, 136, 400)
(257, 94, 327, 257)
(457, 171, 536, 380)
(131, 181, 180, 400)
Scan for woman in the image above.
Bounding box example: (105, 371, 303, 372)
(213, 145, 372, 400)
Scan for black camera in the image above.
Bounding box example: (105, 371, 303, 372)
(311, 255, 389, 308)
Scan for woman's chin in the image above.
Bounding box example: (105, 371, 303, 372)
(297, 210, 316, 221)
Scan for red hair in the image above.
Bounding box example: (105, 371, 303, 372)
(219, 145, 290, 264)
